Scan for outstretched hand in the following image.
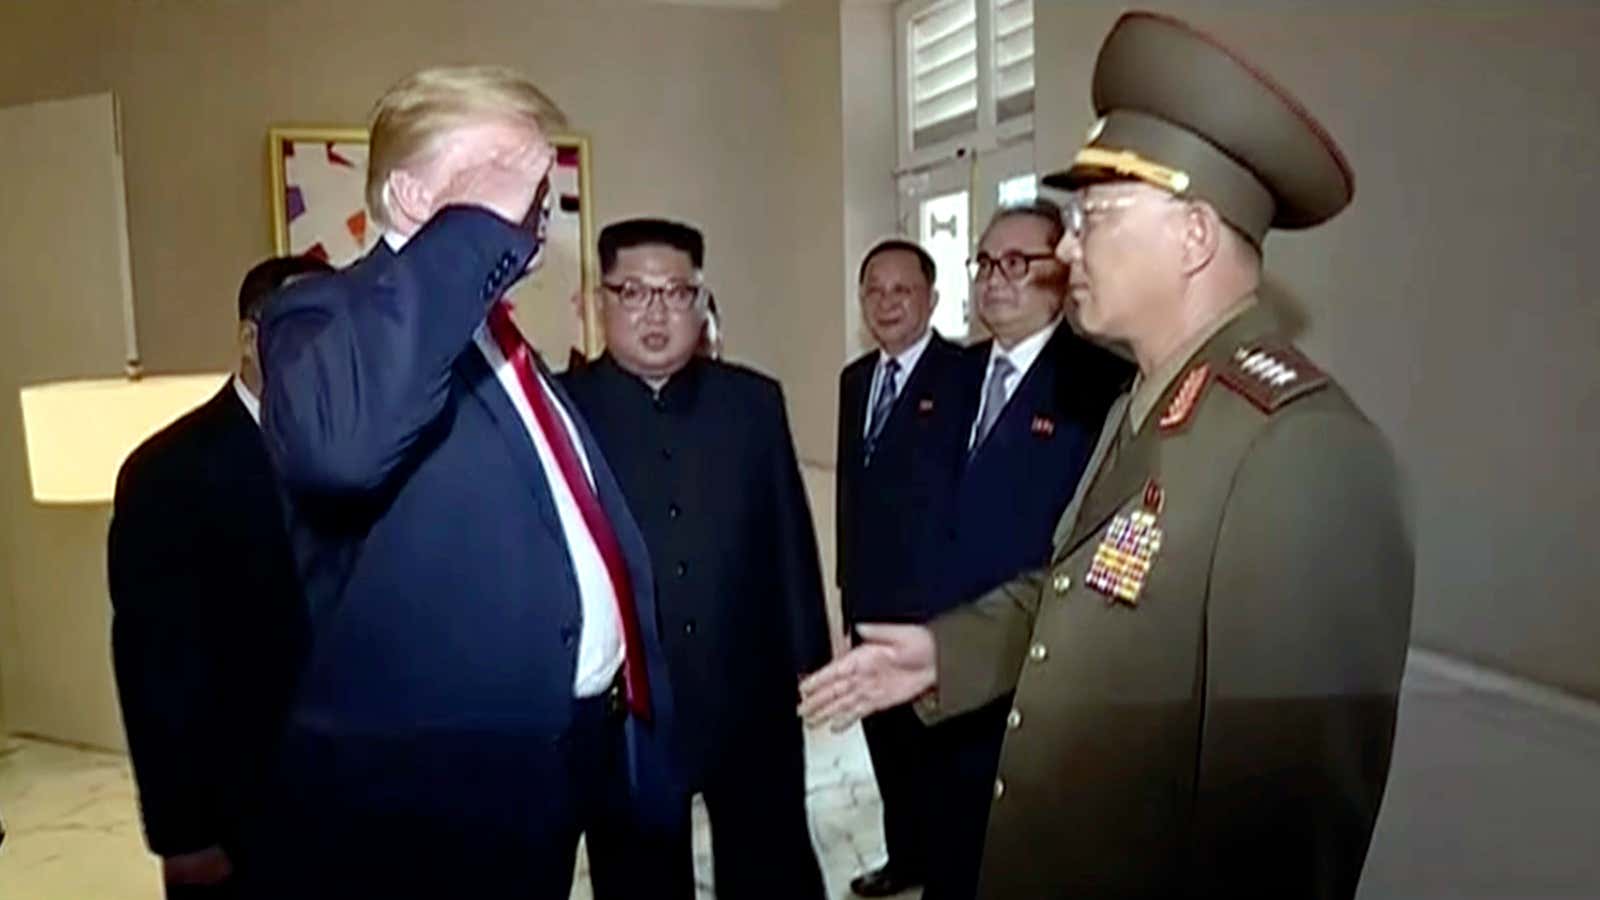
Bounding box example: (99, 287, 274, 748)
(797, 623, 937, 732)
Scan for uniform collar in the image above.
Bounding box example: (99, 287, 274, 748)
(599, 352, 705, 412)
(1128, 295, 1259, 434)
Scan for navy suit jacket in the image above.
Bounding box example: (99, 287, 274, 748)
(935, 324, 1132, 611)
(259, 207, 680, 828)
(835, 333, 978, 625)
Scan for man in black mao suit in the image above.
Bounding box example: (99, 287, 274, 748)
(108, 254, 331, 899)
(835, 240, 978, 897)
(562, 218, 831, 899)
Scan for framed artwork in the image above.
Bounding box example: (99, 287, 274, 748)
(267, 125, 600, 365)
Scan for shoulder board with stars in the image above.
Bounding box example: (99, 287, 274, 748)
(1218, 342, 1329, 413)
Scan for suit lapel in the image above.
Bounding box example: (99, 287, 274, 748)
(1059, 410, 1157, 558)
(968, 341, 1052, 465)
(881, 338, 942, 436)
(539, 363, 656, 592)
(453, 348, 564, 538)
(1052, 302, 1282, 559)
(841, 358, 871, 463)
(860, 334, 949, 462)
(1051, 393, 1130, 550)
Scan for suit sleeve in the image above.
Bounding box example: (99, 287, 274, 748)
(107, 457, 226, 856)
(260, 206, 539, 496)
(1187, 410, 1413, 899)
(917, 568, 1045, 724)
(769, 384, 833, 675)
(833, 371, 853, 602)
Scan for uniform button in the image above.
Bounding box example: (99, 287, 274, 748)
(993, 777, 1006, 800)
(1006, 708, 1022, 730)
(668, 503, 681, 519)
(683, 619, 697, 636)
(1029, 642, 1048, 663)
(1052, 571, 1072, 594)
(675, 561, 688, 577)
(652, 395, 666, 411)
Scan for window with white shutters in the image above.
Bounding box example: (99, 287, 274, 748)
(897, 0, 1035, 169)
(993, 0, 1035, 127)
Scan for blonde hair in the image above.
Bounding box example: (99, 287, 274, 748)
(366, 65, 568, 228)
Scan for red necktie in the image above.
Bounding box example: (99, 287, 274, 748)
(486, 302, 651, 719)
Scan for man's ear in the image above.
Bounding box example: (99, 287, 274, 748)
(386, 169, 435, 228)
(237, 318, 259, 369)
(1178, 201, 1224, 276)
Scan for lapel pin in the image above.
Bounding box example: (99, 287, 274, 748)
(1031, 415, 1055, 437)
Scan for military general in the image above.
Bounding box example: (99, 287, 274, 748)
(800, 11, 1414, 899)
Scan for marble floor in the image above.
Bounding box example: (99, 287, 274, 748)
(3, 652, 1599, 899)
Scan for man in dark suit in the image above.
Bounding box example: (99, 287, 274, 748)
(921, 200, 1131, 899)
(108, 253, 332, 899)
(835, 239, 977, 897)
(561, 218, 830, 899)
(252, 67, 680, 899)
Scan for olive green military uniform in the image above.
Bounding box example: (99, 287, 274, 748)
(918, 12, 1414, 899)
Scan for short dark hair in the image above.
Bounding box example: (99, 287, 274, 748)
(238, 255, 334, 322)
(858, 239, 935, 286)
(983, 198, 1066, 248)
(599, 218, 705, 274)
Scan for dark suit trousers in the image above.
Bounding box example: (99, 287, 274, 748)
(244, 694, 660, 899)
(861, 702, 933, 880)
(592, 720, 823, 900)
(922, 695, 1012, 900)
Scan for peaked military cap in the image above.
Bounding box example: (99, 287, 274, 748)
(1043, 11, 1354, 244)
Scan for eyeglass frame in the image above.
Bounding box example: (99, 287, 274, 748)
(1060, 191, 1187, 242)
(966, 251, 1060, 284)
(599, 279, 710, 313)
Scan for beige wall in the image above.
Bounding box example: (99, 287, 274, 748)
(775, 0, 849, 468)
(0, 0, 789, 378)
(841, 1, 899, 363)
(1036, 2, 1600, 697)
(0, 0, 819, 746)
(0, 93, 142, 747)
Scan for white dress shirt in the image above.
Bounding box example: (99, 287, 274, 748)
(968, 318, 1061, 448)
(473, 326, 625, 698)
(232, 375, 261, 425)
(863, 327, 935, 437)
(386, 230, 624, 698)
